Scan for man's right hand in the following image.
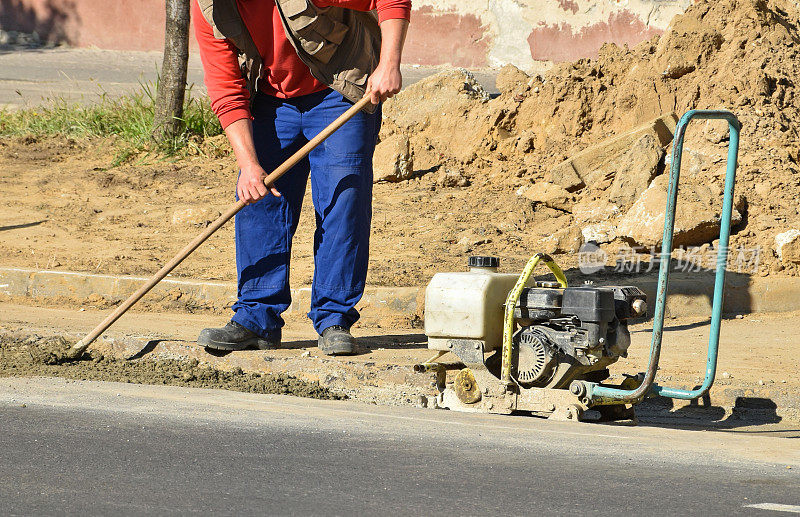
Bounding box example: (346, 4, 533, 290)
(224, 118, 281, 205)
(237, 161, 281, 204)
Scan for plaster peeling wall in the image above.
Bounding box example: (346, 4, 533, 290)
(405, 0, 693, 71)
(489, 0, 537, 70)
(1, 0, 693, 68)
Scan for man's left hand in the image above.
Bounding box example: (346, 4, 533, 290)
(366, 62, 402, 105)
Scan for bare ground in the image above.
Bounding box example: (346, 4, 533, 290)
(0, 134, 550, 289)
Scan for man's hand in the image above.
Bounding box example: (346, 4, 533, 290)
(366, 18, 409, 105)
(366, 61, 402, 105)
(224, 118, 281, 205)
(237, 161, 281, 205)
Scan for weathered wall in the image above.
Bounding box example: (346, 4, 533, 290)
(0, 0, 692, 69)
(0, 0, 166, 51)
(404, 0, 692, 70)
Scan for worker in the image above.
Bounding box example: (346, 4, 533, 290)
(193, 0, 410, 355)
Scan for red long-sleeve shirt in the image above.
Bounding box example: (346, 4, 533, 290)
(193, 0, 411, 129)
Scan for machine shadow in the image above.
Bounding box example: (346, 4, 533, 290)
(541, 264, 790, 432)
(619, 394, 792, 434)
(355, 333, 427, 350)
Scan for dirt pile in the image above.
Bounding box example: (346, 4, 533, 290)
(379, 0, 800, 276)
(0, 332, 345, 399)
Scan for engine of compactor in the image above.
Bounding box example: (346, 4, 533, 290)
(488, 285, 647, 389)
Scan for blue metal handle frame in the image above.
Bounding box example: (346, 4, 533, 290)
(570, 110, 741, 405)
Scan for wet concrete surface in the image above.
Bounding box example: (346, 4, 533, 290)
(0, 377, 798, 515)
(0, 333, 344, 400)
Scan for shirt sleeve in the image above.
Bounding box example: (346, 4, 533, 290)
(192, 0, 252, 129)
(312, 0, 412, 24)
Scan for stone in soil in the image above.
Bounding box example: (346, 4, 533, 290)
(603, 134, 665, 209)
(373, 133, 413, 183)
(774, 229, 800, 265)
(521, 181, 573, 211)
(617, 174, 745, 247)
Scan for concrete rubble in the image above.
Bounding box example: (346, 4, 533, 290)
(775, 229, 800, 264)
(373, 134, 414, 183)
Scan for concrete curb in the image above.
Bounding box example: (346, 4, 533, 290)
(0, 267, 420, 318)
(3, 267, 800, 319)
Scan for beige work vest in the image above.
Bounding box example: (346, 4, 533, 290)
(197, 0, 381, 112)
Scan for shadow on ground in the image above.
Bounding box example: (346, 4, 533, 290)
(130, 333, 429, 359)
(0, 0, 78, 47)
(630, 393, 797, 435)
(279, 333, 428, 355)
(0, 220, 46, 232)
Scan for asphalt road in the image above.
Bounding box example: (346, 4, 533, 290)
(0, 377, 798, 516)
(0, 47, 499, 108)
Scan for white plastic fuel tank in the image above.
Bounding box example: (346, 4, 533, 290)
(425, 256, 528, 352)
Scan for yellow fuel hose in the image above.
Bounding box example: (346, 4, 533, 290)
(500, 253, 568, 387)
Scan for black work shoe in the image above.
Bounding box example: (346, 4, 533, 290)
(198, 321, 281, 351)
(318, 325, 356, 356)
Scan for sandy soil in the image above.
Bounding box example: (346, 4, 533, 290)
(3, 1, 800, 291)
(0, 133, 597, 291)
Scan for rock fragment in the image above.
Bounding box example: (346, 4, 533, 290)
(605, 134, 665, 209)
(617, 175, 744, 247)
(373, 134, 413, 183)
(547, 161, 585, 192)
(521, 181, 573, 211)
(541, 226, 583, 254)
(171, 207, 221, 227)
(438, 169, 470, 188)
(547, 113, 678, 191)
(582, 222, 617, 244)
(774, 229, 800, 264)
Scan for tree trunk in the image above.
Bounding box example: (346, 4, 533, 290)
(152, 0, 190, 146)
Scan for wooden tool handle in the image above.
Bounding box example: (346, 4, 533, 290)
(69, 95, 374, 357)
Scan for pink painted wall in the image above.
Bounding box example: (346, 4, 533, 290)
(528, 10, 662, 62)
(0, 0, 678, 66)
(404, 5, 489, 68)
(0, 0, 176, 51)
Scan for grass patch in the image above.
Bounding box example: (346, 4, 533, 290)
(0, 82, 223, 160)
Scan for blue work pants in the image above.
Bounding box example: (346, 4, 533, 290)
(231, 88, 380, 336)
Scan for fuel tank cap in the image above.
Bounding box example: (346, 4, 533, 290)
(468, 256, 499, 268)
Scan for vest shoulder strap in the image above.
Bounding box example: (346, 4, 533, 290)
(198, 0, 263, 105)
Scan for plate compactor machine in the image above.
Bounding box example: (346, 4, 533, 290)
(416, 110, 742, 422)
(419, 254, 647, 421)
